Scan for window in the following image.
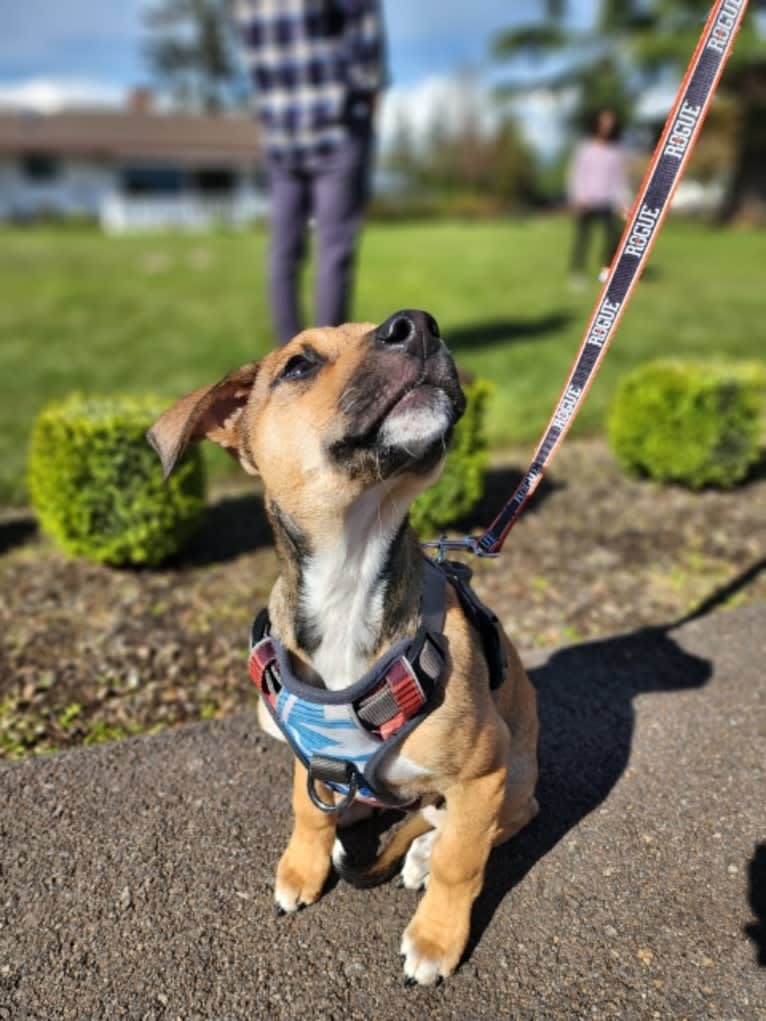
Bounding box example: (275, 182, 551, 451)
(192, 168, 236, 196)
(21, 154, 59, 181)
(121, 166, 185, 196)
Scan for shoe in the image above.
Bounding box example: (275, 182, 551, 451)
(598, 266, 610, 283)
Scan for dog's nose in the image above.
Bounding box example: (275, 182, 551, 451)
(374, 309, 441, 358)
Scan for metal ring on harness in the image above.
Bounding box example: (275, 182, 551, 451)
(306, 759, 359, 814)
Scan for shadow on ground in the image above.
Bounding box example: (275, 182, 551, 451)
(672, 557, 765, 627)
(746, 843, 766, 966)
(178, 491, 272, 567)
(0, 517, 37, 556)
(446, 311, 573, 350)
(466, 622, 712, 958)
(454, 464, 560, 533)
(465, 560, 764, 961)
(743, 450, 766, 487)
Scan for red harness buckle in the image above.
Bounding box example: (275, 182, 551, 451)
(378, 657, 426, 739)
(248, 638, 279, 708)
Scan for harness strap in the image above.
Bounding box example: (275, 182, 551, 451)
(421, 557, 448, 633)
(247, 557, 506, 808)
(249, 561, 449, 739)
(306, 756, 359, 813)
(440, 560, 507, 690)
(248, 627, 444, 741)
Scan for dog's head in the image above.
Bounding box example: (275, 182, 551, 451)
(148, 310, 465, 526)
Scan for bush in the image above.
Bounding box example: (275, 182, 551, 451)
(411, 378, 493, 536)
(28, 394, 206, 565)
(607, 359, 765, 489)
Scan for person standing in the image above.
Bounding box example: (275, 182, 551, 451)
(567, 108, 629, 288)
(235, 0, 386, 344)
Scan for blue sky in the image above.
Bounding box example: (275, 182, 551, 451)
(0, 0, 575, 93)
(0, 1, 644, 155)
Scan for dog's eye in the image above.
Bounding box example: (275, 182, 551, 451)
(279, 354, 318, 383)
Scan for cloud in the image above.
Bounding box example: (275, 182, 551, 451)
(379, 74, 574, 158)
(634, 82, 678, 122)
(0, 77, 125, 114)
(509, 87, 578, 157)
(379, 74, 498, 151)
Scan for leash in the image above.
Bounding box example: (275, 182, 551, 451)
(424, 0, 750, 562)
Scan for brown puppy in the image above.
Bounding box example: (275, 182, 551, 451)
(148, 310, 539, 985)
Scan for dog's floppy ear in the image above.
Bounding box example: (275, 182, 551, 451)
(147, 362, 260, 479)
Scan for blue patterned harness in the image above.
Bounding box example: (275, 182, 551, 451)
(249, 559, 506, 812)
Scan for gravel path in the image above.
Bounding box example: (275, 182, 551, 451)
(1, 603, 764, 1019)
(0, 439, 764, 757)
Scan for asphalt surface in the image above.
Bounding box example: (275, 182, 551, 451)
(1, 604, 764, 1021)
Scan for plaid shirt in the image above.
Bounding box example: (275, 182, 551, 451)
(235, 0, 386, 164)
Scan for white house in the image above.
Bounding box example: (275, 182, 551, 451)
(0, 94, 267, 232)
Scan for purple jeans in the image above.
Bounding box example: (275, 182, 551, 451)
(266, 133, 372, 345)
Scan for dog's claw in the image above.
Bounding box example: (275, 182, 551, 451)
(274, 904, 286, 917)
(404, 976, 416, 987)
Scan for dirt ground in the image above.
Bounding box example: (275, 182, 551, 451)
(1, 438, 764, 759)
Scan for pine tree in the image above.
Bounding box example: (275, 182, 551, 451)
(143, 0, 245, 113)
(493, 0, 766, 220)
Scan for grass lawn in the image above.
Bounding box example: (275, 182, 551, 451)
(1, 217, 764, 504)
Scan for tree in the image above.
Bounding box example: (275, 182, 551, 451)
(493, 0, 766, 220)
(384, 112, 420, 183)
(382, 75, 536, 207)
(143, 0, 246, 112)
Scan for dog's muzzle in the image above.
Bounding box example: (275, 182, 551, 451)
(373, 309, 442, 361)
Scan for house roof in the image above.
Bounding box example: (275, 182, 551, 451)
(0, 108, 260, 166)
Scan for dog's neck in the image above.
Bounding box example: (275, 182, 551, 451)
(267, 485, 423, 691)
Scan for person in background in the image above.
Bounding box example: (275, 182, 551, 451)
(567, 108, 630, 289)
(235, 0, 386, 345)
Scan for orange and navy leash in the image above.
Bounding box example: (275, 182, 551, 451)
(424, 0, 750, 562)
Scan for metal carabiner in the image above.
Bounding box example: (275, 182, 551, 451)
(421, 534, 500, 563)
(306, 761, 359, 814)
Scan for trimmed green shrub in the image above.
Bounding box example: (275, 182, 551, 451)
(411, 378, 493, 536)
(607, 359, 766, 489)
(28, 394, 206, 565)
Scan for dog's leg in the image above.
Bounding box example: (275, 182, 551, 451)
(400, 765, 538, 895)
(400, 803, 444, 890)
(400, 761, 511, 985)
(274, 761, 337, 913)
(332, 808, 435, 888)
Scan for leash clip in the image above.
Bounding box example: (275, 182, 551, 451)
(421, 534, 500, 563)
(306, 758, 359, 814)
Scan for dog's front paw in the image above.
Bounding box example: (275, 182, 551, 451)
(400, 918, 462, 986)
(275, 847, 330, 914)
(400, 830, 436, 890)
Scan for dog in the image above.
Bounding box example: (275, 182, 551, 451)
(148, 309, 539, 985)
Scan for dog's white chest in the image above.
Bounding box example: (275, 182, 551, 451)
(301, 538, 385, 691)
(291, 494, 431, 789)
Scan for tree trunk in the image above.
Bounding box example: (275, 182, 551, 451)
(717, 64, 766, 223)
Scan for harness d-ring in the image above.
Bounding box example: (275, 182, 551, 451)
(306, 761, 359, 814)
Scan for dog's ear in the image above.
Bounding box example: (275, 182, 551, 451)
(147, 362, 260, 479)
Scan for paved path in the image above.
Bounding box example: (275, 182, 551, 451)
(1, 605, 764, 1021)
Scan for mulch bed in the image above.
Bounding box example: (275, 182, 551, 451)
(1, 438, 764, 759)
